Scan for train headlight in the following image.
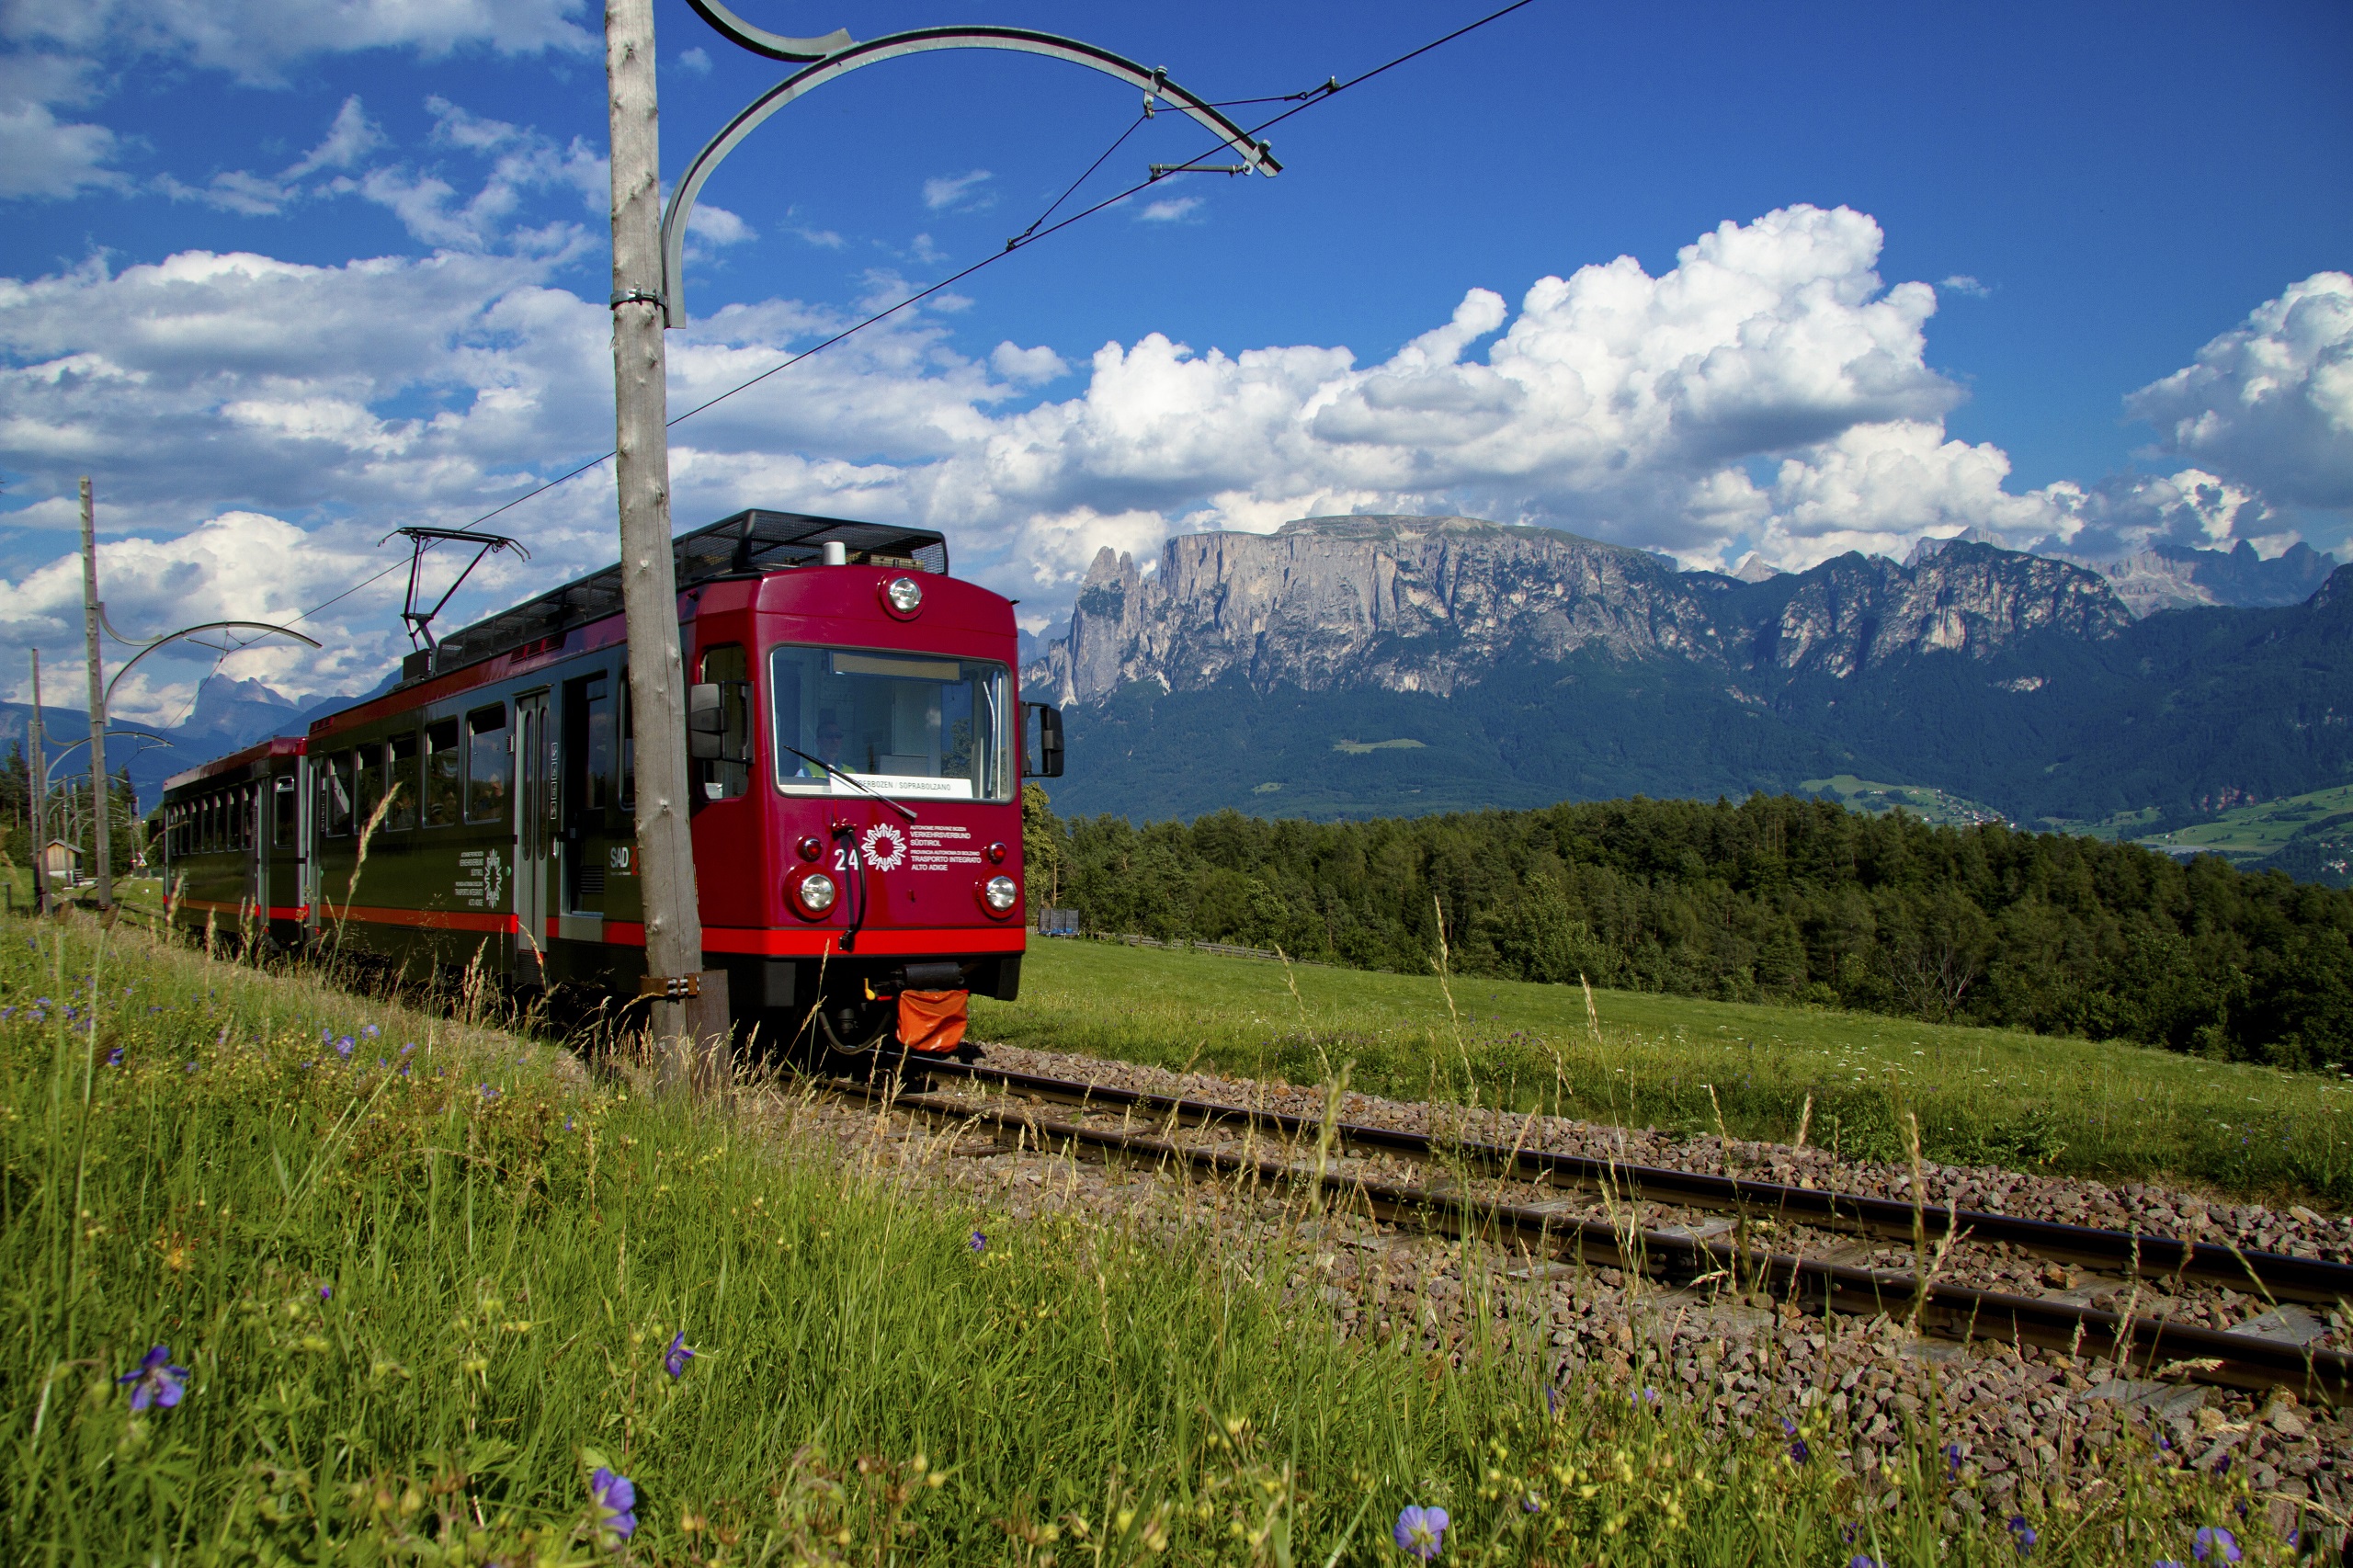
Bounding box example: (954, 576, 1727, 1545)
(883, 575, 924, 616)
(983, 874, 1018, 914)
(795, 871, 838, 914)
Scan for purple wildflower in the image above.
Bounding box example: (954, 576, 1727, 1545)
(319, 1285, 333, 1302)
(1392, 1505, 1448, 1562)
(1631, 1386, 1662, 1408)
(1780, 1418, 1811, 1463)
(2192, 1528, 2240, 1563)
(481, 1084, 499, 1099)
(1852, 1557, 1880, 1568)
(117, 1345, 189, 1411)
(1520, 1493, 1542, 1514)
(2214, 1453, 2231, 1477)
(2010, 1516, 2039, 1558)
(663, 1332, 695, 1380)
(1945, 1441, 1964, 1477)
(363, 1024, 381, 1039)
(969, 1231, 985, 1253)
(105, 1046, 122, 1066)
(590, 1467, 637, 1542)
(2156, 1560, 2187, 1568)
(1544, 1386, 1558, 1416)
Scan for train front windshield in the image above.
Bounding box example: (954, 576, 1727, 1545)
(768, 645, 1013, 802)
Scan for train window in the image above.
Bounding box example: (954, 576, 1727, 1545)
(424, 719, 461, 826)
(205, 793, 220, 852)
(386, 732, 419, 830)
(465, 704, 509, 824)
(236, 787, 251, 850)
(582, 676, 614, 813)
(324, 752, 355, 837)
(619, 685, 634, 812)
(353, 743, 382, 835)
(768, 644, 1012, 803)
(273, 777, 297, 847)
(697, 644, 751, 801)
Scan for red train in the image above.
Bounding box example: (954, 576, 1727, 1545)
(158, 510, 1062, 1058)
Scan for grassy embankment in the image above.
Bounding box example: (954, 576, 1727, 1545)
(974, 938, 2353, 1206)
(1, 914, 2265, 1563)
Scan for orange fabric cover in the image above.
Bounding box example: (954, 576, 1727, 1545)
(897, 989, 969, 1053)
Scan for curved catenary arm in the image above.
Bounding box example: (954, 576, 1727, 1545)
(659, 26, 1282, 325)
(679, 0, 851, 62)
(44, 729, 172, 787)
(103, 621, 323, 710)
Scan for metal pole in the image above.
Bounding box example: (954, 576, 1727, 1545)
(81, 478, 112, 914)
(28, 649, 46, 915)
(604, 0, 728, 1096)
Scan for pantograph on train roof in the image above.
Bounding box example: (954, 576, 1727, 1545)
(415, 509, 950, 683)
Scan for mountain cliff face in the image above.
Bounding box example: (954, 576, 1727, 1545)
(2094, 540, 2340, 618)
(1033, 516, 2129, 704)
(1026, 515, 2353, 839)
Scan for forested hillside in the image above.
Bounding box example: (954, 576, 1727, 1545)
(1023, 789, 2353, 1067)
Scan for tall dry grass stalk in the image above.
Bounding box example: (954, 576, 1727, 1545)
(328, 782, 403, 961)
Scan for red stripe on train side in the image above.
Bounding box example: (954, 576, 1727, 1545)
(578, 921, 1023, 957)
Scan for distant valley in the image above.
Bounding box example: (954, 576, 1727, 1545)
(1025, 516, 2353, 884)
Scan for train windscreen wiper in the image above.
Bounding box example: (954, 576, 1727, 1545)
(779, 745, 917, 824)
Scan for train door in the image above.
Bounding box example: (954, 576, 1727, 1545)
(560, 671, 616, 926)
(300, 754, 322, 939)
(267, 771, 301, 937)
(514, 689, 553, 984)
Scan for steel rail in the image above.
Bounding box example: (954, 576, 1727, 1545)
(918, 1059, 2353, 1307)
(838, 1072, 2352, 1404)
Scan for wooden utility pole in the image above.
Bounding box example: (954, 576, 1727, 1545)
(604, 0, 728, 1094)
(80, 477, 112, 913)
(28, 649, 47, 915)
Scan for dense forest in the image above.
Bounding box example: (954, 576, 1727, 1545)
(1020, 788, 2353, 1067)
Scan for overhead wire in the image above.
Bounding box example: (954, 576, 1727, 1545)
(277, 0, 1540, 636)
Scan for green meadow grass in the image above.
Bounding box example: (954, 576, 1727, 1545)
(0, 915, 2265, 1563)
(973, 938, 2353, 1206)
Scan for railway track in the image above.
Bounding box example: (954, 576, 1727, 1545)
(829, 1056, 2353, 1404)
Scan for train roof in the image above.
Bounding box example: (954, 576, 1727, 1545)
(417, 509, 948, 684)
(163, 733, 304, 794)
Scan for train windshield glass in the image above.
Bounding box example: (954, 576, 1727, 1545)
(768, 645, 1011, 802)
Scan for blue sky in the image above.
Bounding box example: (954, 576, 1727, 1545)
(1, 0, 2347, 720)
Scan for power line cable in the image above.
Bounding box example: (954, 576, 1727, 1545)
(279, 0, 1540, 633)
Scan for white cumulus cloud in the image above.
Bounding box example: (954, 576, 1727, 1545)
(0, 51, 125, 199)
(2125, 271, 2353, 510)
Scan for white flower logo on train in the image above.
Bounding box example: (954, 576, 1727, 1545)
(859, 823, 908, 872)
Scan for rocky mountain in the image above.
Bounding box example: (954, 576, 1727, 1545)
(2091, 540, 2339, 618)
(1028, 517, 2353, 840)
(1032, 516, 2129, 703)
(0, 674, 367, 810)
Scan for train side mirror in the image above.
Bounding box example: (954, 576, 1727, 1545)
(687, 682, 725, 761)
(1024, 702, 1064, 778)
